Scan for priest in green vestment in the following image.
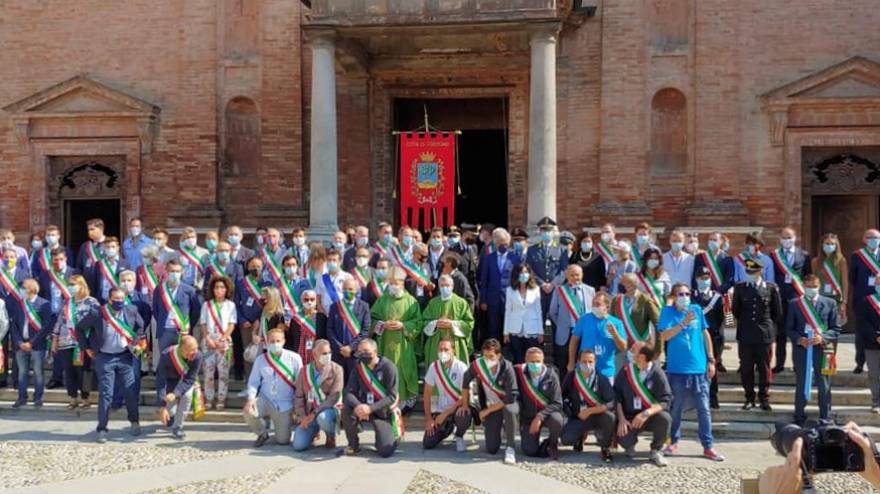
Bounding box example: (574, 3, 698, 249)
(370, 266, 422, 409)
(421, 274, 474, 365)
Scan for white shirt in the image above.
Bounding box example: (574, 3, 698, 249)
(662, 250, 695, 286)
(198, 299, 238, 343)
(425, 359, 468, 413)
(315, 270, 353, 314)
(247, 349, 303, 412)
(503, 286, 543, 336)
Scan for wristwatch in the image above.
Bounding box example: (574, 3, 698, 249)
(707, 358, 716, 364)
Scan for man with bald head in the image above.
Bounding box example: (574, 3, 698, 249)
(548, 264, 595, 376)
(343, 225, 372, 271)
(155, 334, 202, 439)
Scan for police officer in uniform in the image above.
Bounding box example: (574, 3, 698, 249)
(526, 217, 569, 338)
(731, 259, 783, 411)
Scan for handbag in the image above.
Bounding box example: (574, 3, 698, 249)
(243, 343, 260, 363)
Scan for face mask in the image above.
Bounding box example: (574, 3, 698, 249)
(518, 273, 530, 284)
(382, 233, 393, 244)
(781, 239, 795, 250)
(167, 272, 181, 284)
(31, 240, 43, 250)
(484, 356, 499, 367)
(388, 285, 404, 298)
(427, 238, 441, 249)
(4, 259, 15, 270)
(217, 252, 231, 263)
(722, 243, 730, 252)
(592, 307, 607, 319)
(327, 261, 338, 273)
(697, 278, 712, 290)
(344, 291, 356, 302)
(636, 234, 649, 246)
(496, 245, 508, 254)
(439, 286, 452, 300)
(822, 244, 836, 255)
(354, 237, 368, 247)
(318, 354, 331, 366)
(356, 257, 369, 268)
(541, 231, 552, 243)
(54, 260, 66, 271)
(581, 242, 593, 252)
(206, 238, 218, 251)
(155, 239, 166, 248)
(227, 235, 241, 246)
(0, 240, 12, 250)
(438, 351, 452, 363)
(513, 242, 524, 254)
(256, 236, 265, 245)
(69, 284, 80, 296)
(284, 266, 297, 277)
(579, 362, 594, 374)
(447, 236, 460, 246)
(104, 247, 118, 258)
(804, 287, 819, 299)
(687, 242, 699, 252)
(675, 296, 690, 309)
(129, 227, 142, 237)
(707, 240, 719, 252)
(744, 273, 757, 283)
(646, 259, 660, 269)
(748, 245, 758, 256)
(46, 235, 59, 246)
(268, 342, 283, 354)
(111, 301, 125, 311)
(333, 242, 345, 251)
(121, 280, 135, 293)
(181, 238, 196, 250)
(527, 362, 543, 375)
(868, 238, 880, 250)
(357, 352, 374, 365)
(402, 236, 414, 247)
(601, 233, 612, 243)
(670, 241, 684, 252)
(302, 301, 316, 310)
(375, 269, 387, 280)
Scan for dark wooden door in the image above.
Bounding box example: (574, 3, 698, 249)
(811, 195, 879, 257)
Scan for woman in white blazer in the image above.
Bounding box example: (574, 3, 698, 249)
(503, 263, 544, 364)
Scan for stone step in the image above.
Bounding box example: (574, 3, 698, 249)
(0, 388, 250, 408)
(716, 369, 868, 388)
(0, 400, 245, 423)
(683, 403, 880, 426)
(716, 384, 872, 406)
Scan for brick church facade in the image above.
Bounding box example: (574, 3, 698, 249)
(1, 0, 879, 252)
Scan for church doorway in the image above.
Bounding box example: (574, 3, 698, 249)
(64, 199, 122, 253)
(393, 97, 509, 230)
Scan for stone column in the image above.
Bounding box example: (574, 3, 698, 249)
(526, 23, 559, 231)
(308, 30, 339, 241)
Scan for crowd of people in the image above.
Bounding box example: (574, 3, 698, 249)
(0, 217, 879, 468)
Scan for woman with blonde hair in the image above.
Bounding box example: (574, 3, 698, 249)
(254, 286, 285, 349)
(51, 274, 100, 409)
(812, 233, 849, 323)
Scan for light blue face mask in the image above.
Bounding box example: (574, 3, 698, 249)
(541, 231, 552, 243)
(708, 240, 720, 252)
(518, 272, 530, 284)
(527, 362, 543, 375)
(868, 238, 880, 250)
(697, 278, 712, 290)
(822, 244, 836, 255)
(439, 286, 453, 299)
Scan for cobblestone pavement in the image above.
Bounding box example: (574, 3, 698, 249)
(135, 469, 293, 494)
(402, 470, 488, 494)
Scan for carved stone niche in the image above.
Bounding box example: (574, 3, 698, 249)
(805, 152, 880, 194)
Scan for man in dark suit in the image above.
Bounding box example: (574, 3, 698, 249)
(75, 218, 106, 272)
(478, 228, 521, 347)
(76, 287, 146, 442)
(731, 259, 783, 411)
(425, 227, 446, 286)
(526, 217, 569, 324)
(1, 248, 32, 389)
(37, 247, 79, 388)
(87, 237, 128, 304)
(440, 252, 475, 310)
(224, 225, 254, 271)
(785, 274, 840, 426)
(446, 226, 478, 293)
(326, 279, 371, 382)
(151, 259, 201, 351)
(29, 224, 74, 281)
(850, 228, 880, 374)
(342, 225, 372, 272)
(770, 227, 812, 374)
(233, 256, 272, 379)
(9, 279, 54, 407)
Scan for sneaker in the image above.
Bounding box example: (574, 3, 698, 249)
(600, 448, 613, 463)
(662, 443, 679, 456)
(96, 431, 108, 444)
(504, 447, 516, 465)
(741, 401, 755, 410)
(649, 449, 669, 467)
(871, 407, 880, 415)
(172, 428, 186, 440)
(703, 448, 725, 462)
(236, 390, 248, 398)
(254, 432, 270, 448)
(129, 422, 142, 436)
(455, 437, 466, 453)
(624, 445, 637, 459)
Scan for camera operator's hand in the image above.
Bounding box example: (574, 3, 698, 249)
(759, 437, 803, 494)
(846, 422, 880, 489)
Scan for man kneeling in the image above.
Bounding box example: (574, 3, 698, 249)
(561, 349, 616, 462)
(614, 345, 672, 467)
(156, 335, 202, 439)
(292, 339, 344, 451)
(515, 347, 564, 459)
(244, 328, 303, 446)
(342, 338, 403, 458)
(422, 337, 469, 451)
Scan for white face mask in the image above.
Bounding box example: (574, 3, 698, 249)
(129, 227, 142, 237)
(600, 233, 612, 243)
(317, 354, 331, 366)
(181, 238, 196, 250)
(388, 285, 404, 298)
(356, 257, 369, 268)
(268, 342, 283, 355)
(438, 351, 452, 363)
(302, 301, 316, 311)
(293, 237, 306, 247)
(121, 281, 136, 293)
(69, 284, 80, 296)
(592, 307, 607, 319)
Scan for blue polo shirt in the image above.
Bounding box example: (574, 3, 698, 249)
(572, 313, 624, 379)
(658, 303, 709, 374)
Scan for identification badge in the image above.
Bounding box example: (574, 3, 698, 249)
(417, 286, 424, 296)
(306, 340, 314, 351)
(785, 274, 792, 283)
(246, 298, 254, 307)
(141, 287, 149, 295)
(869, 276, 876, 287)
(594, 345, 603, 356)
(823, 283, 832, 294)
(366, 394, 375, 405)
(633, 397, 643, 410)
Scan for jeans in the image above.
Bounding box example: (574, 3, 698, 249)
(112, 356, 140, 408)
(15, 349, 44, 403)
(292, 408, 338, 451)
(668, 373, 714, 449)
(96, 352, 140, 432)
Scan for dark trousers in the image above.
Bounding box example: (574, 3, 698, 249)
(710, 336, 724, 403)
(486, 304, 504, 345)
(856, 312, 869, 368)
(561, 410, 616, 448)
(739, 342, 772, 402)
(342, 406, 398, 458)
(554, 343, 570, 381)
(774, 302, 792, 369)
(520, 411, 563, 457)
(793, 346, 832, 424)
(1, 334, 12, 386)
(232, 322, 245, 379)
(459, 403, 520, 454)
(422, 412, 467, 449)
(508, 335, 539, 365)
(618, 411, 672, 451)
(58, 348, 90, 400)
(50, 351, 63, 382)
(95, 351, 139, 432)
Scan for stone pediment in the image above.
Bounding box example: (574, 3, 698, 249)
(3, 74, 160, 116)
(763, 56, 880, 108)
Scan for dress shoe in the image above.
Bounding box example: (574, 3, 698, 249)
(759, 401, 772, 412)
(741, 401, 755, 410)
(854, 366, 865, 375)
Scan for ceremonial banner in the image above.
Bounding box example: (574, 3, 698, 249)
(399, 132, 456, 229)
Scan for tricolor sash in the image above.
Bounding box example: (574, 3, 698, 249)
(292, 310, 318, 340)
(38, 248, 52, 275)
(796, 296, 836, 385)
(0, 268, 22, 304)
(515, 364, 549, 410)
(558, 284, 585, 322)
(624, 363, 657, 406)
(100, 305, 137, 345)
(795, 296, 827, 336)
(356, 362, 403, 439)
(631, 247, 642, 269)
(160, 282, 189, 333)
(771, 249, 805, 296)
(820, 259, 844, 297)
(614, 296, 648, 343)
(97, 258, 122, 290)
(856, 248, 880, 276)
(264, 351, 297, 389)
(207, 255, 226, 279)
(207, 299, 229, 338)
(374, 240, 390, 259)
(65, 298, 83, 366)
(472, 357, 506, 399)
(243, 275, 263, 307)
(337, 299, 362, 339)
(20, 298, 42, 334)
(430, 360, 462, 403)
(304, 362, 341, 409)
(178, 247, 205, 275)
(636, 272, 664, 307)
(368, 277, 383, 299)
(734, 252, 750, 269)
(701, 251, 725, 288)
(169, 344, 191, 376)
(46, 266, 71, 300)
(573, 369, 603, 408)
(596, 241, 615, 266)
(138, 264, 159, 296)
(869, 294, 880, 316)
(84, 241, 102, 266)
(169, 345, 205, 418)
(389, 245, 431, 288)
(351, 266, 370, 289)
(261, 246, 296, 313)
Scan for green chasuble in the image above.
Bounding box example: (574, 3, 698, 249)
(421, 294, 474, 365)
(371, 292, 422, 401)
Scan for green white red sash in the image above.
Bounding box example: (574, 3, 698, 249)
(515, 364, 549, 410)
(85, 241, 102, 266)
(97, 258, 122, 290)
(207, 255, 226, 279)
(795, 296, 827, 335)
(389, 245, 431, 288)
(351, 266, 370, 289)
(65, 298, 83, 366)
(38, 248, 53, 275)
(179, 247, 205, 275)
(624, 363, 657, 406)
(855, 248, 880, 276)
(160, 282, 189, 333)
(264, 351, 297, 389)
(614, 296, 647, 343)
(0, 267, 22, 303)
(304, 362, 342, 409)
(797, 296, 836, 378)
(337, 299, 362, 339)
(368, 277, 383, 299)
(169, 344, 191, 376)
(261, 246, 296, 312)
(169, 344, 205, 417)
(771, 249, 805, 296)
(20, 297, 42, 334)
(356, 362, 403, 439)
(374, 241, 390, 259)
(573, 369, 603, 408)
(243, 275, 263, 307)
(100, 305, 136, 345)
(46, 265, 71, 300)
(820, 259, 843, 297)
(596, 241, 614, 266)
(636, 272, 663, 307)
(701, 251, 725, 287)
(868, 294, 880, 317)
(430, 360, 461, 402)
(291, 310, 318, 339)
(138, 264, 159, 296)
(472, 357, 505, 399)
(206, 300, 228, 337)
(558, 284, 585, 322)
(631, 247, 642, 269)
(734, 252, 750, 269)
